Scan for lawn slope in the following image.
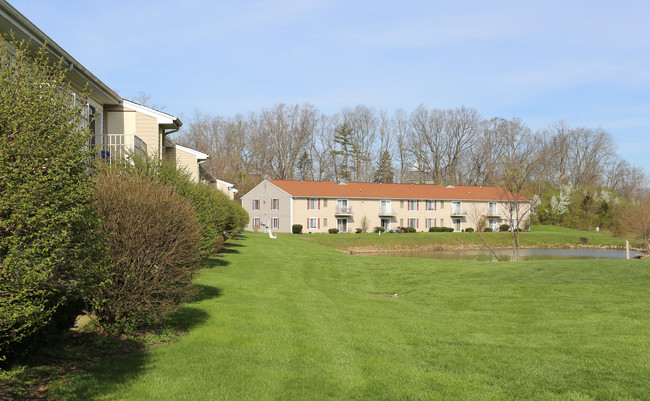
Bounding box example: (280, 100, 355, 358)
(53, 232, 650, 400)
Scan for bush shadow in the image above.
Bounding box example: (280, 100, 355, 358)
(202, 257, 230, 268)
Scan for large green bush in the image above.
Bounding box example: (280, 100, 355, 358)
(103, 156, 247, 256)
(0, 38, 106, 361)
(92, 171, 202, 334)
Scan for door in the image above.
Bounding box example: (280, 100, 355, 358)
(452, 218, 461, 232)
(380, 218, 390, 231)
(337, 199, 348, 214)
(337, 218, 348, 233)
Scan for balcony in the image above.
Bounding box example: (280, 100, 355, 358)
(487, 208, 500, 216)
(378, 207, 397, 216)
(335, 205, 354, 215)
(450, 208, 466, 216)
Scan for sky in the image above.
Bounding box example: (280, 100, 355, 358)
(9, 0, 650, 174)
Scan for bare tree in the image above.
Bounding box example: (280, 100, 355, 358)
(497, 118, 541, 261)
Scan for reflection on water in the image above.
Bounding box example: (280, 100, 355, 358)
(363, 248, 644, 262)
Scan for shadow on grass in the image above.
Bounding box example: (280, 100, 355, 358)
(191, 284, 223, 303)
(202, 257, 230, 268)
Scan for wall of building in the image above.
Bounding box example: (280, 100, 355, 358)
(242, 181, 293, 233)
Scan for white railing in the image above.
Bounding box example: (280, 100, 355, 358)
(335, 205, 354, 214)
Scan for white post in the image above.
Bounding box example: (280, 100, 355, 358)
(626, 240, 630, 260)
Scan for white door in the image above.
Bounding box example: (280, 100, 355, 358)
(380, 218, 390, 231)
(337, 218, 348, 233)
(452, 218, 461, 232)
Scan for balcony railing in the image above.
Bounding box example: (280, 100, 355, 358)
(450, 208, 465, 216)
(335, 206, 354, 215)
(487, 207, 500, 216)
(379, 207, 397, 216)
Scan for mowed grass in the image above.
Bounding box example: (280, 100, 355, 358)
(307, 224, 640, 252)
(52, 232, 650, 400)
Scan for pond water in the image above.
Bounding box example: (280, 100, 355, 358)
(362, 248, 645, 262)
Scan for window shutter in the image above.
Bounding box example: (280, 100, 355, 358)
(417, 219, 419, 228)
(407, 201, 410, 211)
(318, 199, 321, 210)
(417, 201, 419, 211)
(307, 199, 310, 210)
(318, 218, 320, 229)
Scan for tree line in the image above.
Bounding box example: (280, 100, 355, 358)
(175, 103, 646, 201)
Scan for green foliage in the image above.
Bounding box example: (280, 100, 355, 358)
(99, 155, 247, 255)
(465, 227, 475, 232)
(0, 38, 106, 362)
(91, 170, 202, 334)
(429, 227, 454, 232)
(500, 224, 511, 232)
(292, 224, 303, 234)
(403, 227, 417, 233)
(372, 149, 394, 183)
(328, 228, 339, 234)
(374, 226, 385, 233)
(484, 227, 494, 232)
(355, 228, 362, 233)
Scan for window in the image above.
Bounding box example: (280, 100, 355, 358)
(408, 218, 418, 228)
(451, 201, 462, 214)
(309, 217, 319, 229)
(253, 217, 260, 228)
(271, 198, 279, 210)
(440, 218, 445, 227)
(400, 200, 404, 209)
(253, 199, 260, 210)
(272, 217, 279, 229)
(426, 200, 436, 211)
(488, 202, 498, 215)
(399, 218, 404, 227)
(408, 200, 418, 211)
(380, 200, 392, 214)
(323, 199, 328, 207)
(426, 218, 436, 228)
(308, 198, 320, 210)
(323, 218, 328, 227)
(440, 201, 445, 209)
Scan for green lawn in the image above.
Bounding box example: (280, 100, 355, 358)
(52, 232, 650, 400)
(307, 225, 641, 253)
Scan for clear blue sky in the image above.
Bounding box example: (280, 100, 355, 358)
(10, 0, 650, 174)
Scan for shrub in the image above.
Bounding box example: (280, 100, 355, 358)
(91, 171, 202, 334)
(101, 156, 247, 255)
(429, 227, 454, 232)
(292, 224, 303, 234)
(329, 228, 339, 234)
(355, 228, 362, 233)
(484, 227, 493, 232)
(465, 227, 474, 233)
(499, 224, 510, 232)
(0, 38, 106, 362)
(404, 227, 417, 233)
(374, 227, 385, 233)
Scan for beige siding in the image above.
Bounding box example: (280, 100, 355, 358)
(171, 147, 200, 182)
(241, 181, 293, 233)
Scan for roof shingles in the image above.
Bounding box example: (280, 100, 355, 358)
(267, 180, 527, 201)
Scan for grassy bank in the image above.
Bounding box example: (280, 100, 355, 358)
(49, 231, 650, 400)
(306, 225, 642, 253)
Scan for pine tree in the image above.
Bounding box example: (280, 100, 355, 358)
(332, 122, 354, 181)
(373, 150, 395, 183)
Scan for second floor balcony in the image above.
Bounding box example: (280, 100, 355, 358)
(379, 207, 397, 216)
(335, 205, 354, 215)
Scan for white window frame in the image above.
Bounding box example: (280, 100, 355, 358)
(426, 218, 436, 228)
(271, 198, 279, 210)
(308, 198, 319, 210)
(408, 218, 418, 228)
(272, 217, 279, 229)
(309, 217, 319, 229)
(426, 200, 436, 211)
(253, 199, 260, 210)
(253, 217, 260, 228)
(408, 200, 418, 210)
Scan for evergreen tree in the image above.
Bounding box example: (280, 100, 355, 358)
(373, 150, 395, 183)
(332, 122, 354, 181)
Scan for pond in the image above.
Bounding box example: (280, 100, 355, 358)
(362, 248, 645, 262)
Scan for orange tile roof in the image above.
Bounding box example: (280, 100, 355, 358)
(267, 180, 528, 201)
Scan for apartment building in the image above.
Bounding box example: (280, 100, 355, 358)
(241, 180, 530, 233)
